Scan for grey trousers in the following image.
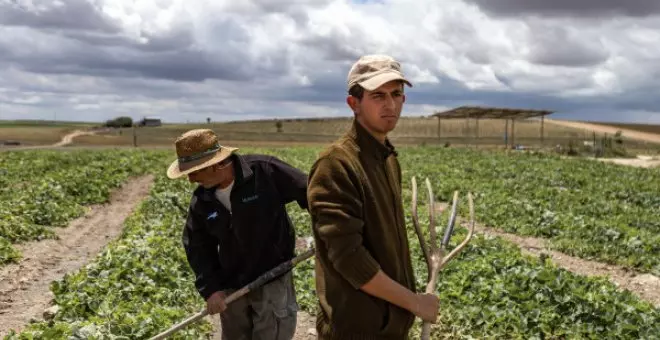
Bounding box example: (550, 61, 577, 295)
(219, 271, 298, 340)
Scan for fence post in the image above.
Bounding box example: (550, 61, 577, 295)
(133, 125, 138, 147)
(511, 119, 516, 149)
(475, 118, 480, 148)
(540, 116, 545, 147)
(504, 119, 509, 149)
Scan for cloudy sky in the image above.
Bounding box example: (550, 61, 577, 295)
(1, 0, 659, 124)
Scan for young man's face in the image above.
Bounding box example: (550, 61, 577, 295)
(348, 80, 405, 141)
(187, 158, 234, 189)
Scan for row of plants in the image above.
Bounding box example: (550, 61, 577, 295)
(5, 166, 213, 339)
(263, 146, 660, 338)
(5, 147, 659, 339)
(399, 147, 660, 275)
(286, 192, 659, 339)
(403, 204, 658, 339)
(0, 149, 163, 264)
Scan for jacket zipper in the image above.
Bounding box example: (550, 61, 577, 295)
(383, 159, 412, 289)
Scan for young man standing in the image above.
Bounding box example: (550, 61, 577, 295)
(166, 129, 308, 340)
(307, 55, 440, 339)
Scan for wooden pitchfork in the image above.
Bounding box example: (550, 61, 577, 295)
(410, 177, 475, 340)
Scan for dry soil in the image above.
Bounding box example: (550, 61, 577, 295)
(546, 119, 660, 144)
(0, 175, 154, 337)
(435, 202, 660, 308)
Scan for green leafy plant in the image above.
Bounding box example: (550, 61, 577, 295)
(0, 149, 163, 264)
(4, 146, 659, 340)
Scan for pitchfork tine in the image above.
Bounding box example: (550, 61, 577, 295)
(425, 178, 438, 254)
(438, 192, 476, 270)
(442, 191, 460, 248)
(411, 177, 431, 272)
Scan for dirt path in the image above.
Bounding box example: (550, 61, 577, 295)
(2, 129, 101, 151)
(205, 310, 317, 340)
(293, 311, 317, 340)
(435, 203, 660, 307)
(546, 119, 660, 144)
(0, 175, 154, 337)
(51, 130, 98, 147)
(476, 225, 660, 307)
(595, 156, 660, 168)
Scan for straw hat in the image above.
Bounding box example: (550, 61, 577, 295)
(166, 129, 238, 179)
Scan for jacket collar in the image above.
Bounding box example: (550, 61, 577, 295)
(348, 118, 397, 162)
(232, 153, 254, 183)
(199, 153, 253, 202)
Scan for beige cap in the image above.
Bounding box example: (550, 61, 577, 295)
(347, 54, 413, 91)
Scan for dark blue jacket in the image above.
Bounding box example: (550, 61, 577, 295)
(182, 153, 308, 299)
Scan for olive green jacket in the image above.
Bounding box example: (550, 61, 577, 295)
(307, 119, 417, 340)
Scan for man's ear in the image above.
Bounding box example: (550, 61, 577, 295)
(346, 96, 360, 114)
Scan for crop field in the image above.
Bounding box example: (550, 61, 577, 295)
(0, 126, 76, 146)
(0, 121, 94, 146)
(0, 150, 163, 264)
(1, 147, 659, 339)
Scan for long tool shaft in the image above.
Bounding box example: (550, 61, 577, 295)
(150, 196, 315, 339)
(149, 248, 314, 340)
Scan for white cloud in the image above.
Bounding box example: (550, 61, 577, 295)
(0, 0, 659, 124)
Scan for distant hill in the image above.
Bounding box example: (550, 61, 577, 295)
(0, 120, 95, 127)
(582, 121, 660, 135)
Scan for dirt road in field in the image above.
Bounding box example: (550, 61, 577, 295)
(51, 129, 98, 147)
(546, 119, 660, 144)
(477, 225, 660, 307)
(206, 311, 317, 340)
(0, 175, 154, 337)
(293, 312, 317, 339)
(435, 203, 660, 307)
(596, 157, 660, 168)
(2, 129, 101, 151)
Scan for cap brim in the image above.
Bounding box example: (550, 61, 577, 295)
(358, 72, 413, 91)
(166, 146, 238, 179)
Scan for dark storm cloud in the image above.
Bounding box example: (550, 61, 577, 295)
(0, 16, 291, 83)
(1, 0, 659, 124)
(0, 0, 197, 54)
(62, 27, 195, 53)
(402, 76, 570, 112)
(608, 87, 660, 113)
(0, 0, 295, 83)
(297, 27, 373, 64)
(410, 81, 660, 122)
(14, 46, 286, 82)
(249, 0, 327, 16)
(255, 63, 607, 116)
(464, 0, 660, 18)
(525, 24, 610, 67)
(0, 0, 120, 33)
(0, 41, 10, 58)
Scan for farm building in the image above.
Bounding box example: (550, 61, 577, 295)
(138, 117, 162, 127)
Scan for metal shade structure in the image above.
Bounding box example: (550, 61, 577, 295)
(430, 106, 555, 148)
(431, 106, 553, 120)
